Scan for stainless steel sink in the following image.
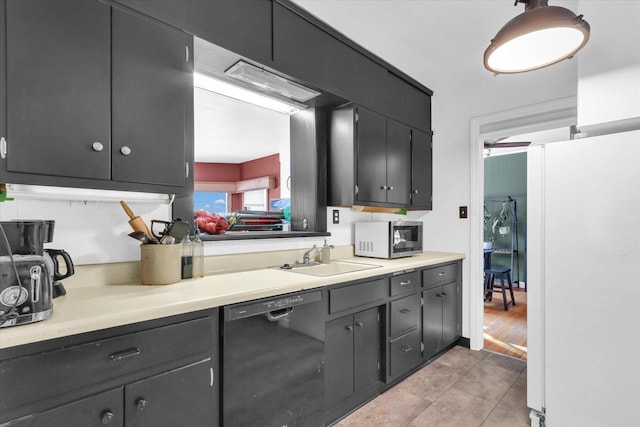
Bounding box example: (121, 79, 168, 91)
(275, 260, 381, 277)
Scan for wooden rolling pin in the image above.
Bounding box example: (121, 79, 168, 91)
(120, 200, 155, 242)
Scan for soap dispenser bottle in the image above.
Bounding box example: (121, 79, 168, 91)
(192, 229, 204, 278)
(181, 233, 193, 279)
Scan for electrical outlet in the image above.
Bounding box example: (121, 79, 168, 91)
(459, 206, 468, 219)
(332, 209, 340, 224)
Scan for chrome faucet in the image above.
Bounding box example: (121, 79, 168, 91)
(302, 244, 317, 265)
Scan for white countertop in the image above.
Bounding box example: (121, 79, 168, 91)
(0, 251, 463, 350)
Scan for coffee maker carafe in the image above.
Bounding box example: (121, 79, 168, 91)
(0, 220, 74, 328)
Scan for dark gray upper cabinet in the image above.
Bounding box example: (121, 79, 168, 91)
(272, 3, 387, 109)
(329, 104, 426, 209)
(114, 0, 273, 64)
(1, 0, 193, 193)
(112, 8, 192, 187)
(379, 71, 432, 133)
(411, 129, 433, 209)
(385, 120, 412, 206)
(4, 0, 112, 180)
(355, 107, 388, 205)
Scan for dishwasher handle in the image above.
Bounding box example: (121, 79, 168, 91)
(266, 306, 294, 321)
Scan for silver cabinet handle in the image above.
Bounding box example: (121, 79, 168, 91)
(400, 280, 411, 286)
(413, 189, 419, 194)
(381, 185, 387, 190)
(120, 146, 132, 156)
(136, 398, 148, 413)
(345, 325, 353, 331)
(92, 142, 104, 152)
(110, 347, 141, 361)
(355, 321, 364, 327)
(401, 345, 413, 353)
(399, 308, 411, 314)
(101, 411, 115, 425)
(438, 272, 446, 276)
(388, 186, 394, 191)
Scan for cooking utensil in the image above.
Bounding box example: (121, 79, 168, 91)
(151, 219, 191, 243)
(128, 231, 151, 244)
(120, 201, 155, 242)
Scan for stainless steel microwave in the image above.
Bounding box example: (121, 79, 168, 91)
(354, 221, 423, 259)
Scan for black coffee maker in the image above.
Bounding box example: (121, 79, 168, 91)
(0, 220, 74, 328)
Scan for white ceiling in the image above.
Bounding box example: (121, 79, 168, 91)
(292, 0, 582, 92)
(194, 0, 584, 164)
(194, 87, 289, 163)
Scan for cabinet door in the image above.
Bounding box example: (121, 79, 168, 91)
(386, 120, 412, 205)
(411, 128, 433, 209)
(356, 107, 387, 204)
(116, 0, 272, 64)
(4, 0, 111, 180)
(273, 3, 387, 106)
(353, 307, 382, 392)
(124, 359, 214, 427)
(325, 316, 355, 408)
(112, 8, 191, 187)
(3, 388, 123, 427)
(422, 287, 444, 359)
(441, 281, 460, 346)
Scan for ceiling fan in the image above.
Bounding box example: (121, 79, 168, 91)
(483, 137, 531, 149)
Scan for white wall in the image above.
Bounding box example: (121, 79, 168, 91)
(0, 193, 170, 265)
(576, 1, 640, 126)
(426, 63, 578, 337)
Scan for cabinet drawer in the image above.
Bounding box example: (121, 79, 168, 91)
(329, 278, 387, 314)
(390, 271, 420, 296)
(423, 263, 457, 289)
(389, 293, 420, 338)
(389, 329, 421, 378)
(1, 387, 123, 427)
(0, 317, 211, 415)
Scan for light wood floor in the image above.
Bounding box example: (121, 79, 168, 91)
(483, 287, 527, 360)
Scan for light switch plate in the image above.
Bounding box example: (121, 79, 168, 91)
(459, 206, 468, 219)
(332, 209, 340, 224)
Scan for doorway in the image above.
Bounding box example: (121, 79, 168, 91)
(468, 96, 577, 355)
(483, 151, 528, 359)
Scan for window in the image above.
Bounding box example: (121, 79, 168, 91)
(194, 191, 228, 215)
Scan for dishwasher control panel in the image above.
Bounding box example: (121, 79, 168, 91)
(225, 290, 322, 321)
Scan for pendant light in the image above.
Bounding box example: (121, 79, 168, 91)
(484, 0, 590, 74)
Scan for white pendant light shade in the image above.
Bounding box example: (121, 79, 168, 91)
(484, 2, 590, 74)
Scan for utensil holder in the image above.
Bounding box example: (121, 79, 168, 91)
(140, 244, 182, 285)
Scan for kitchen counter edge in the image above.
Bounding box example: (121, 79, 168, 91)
(0, 251, 464, 349)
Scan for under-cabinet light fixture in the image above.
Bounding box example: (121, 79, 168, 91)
(194, 72, 305, 115)
(484, 0, 590, 74)
(224, 60, 321, 103)
(5, 184, 172, 204)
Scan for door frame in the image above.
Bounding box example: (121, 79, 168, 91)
(467, 96, 577, 352)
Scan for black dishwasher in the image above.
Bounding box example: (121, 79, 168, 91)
(222, 290, 325, 427)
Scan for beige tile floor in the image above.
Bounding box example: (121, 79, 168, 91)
(335, 346, 529, 427)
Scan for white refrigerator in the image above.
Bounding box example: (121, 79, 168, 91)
(527, 130, 640, 427)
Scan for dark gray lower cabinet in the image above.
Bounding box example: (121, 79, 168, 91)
(0, 311, 218, 427)
(4, 360, 213, 427)
(325, 306, 383, 423)
(423, 281, 460, 360)
(325, 307, 382, 408)
(2, 388, 124, 427)
(124, 359, 214, 427)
